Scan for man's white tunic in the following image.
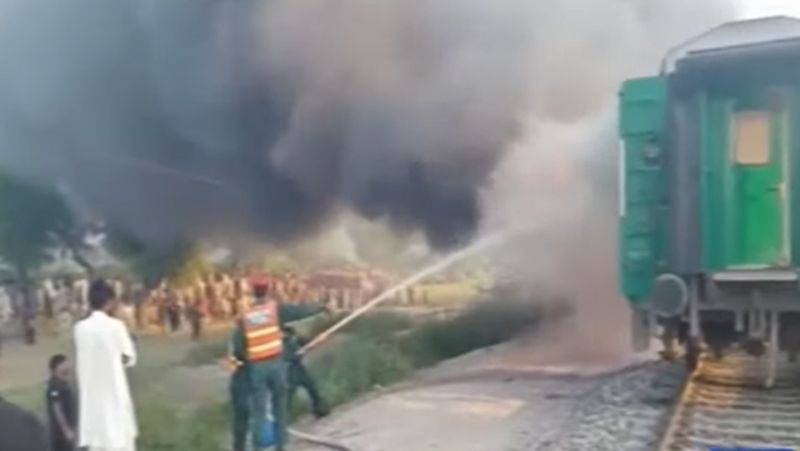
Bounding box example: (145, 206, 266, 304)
(74, 311, 138, 451)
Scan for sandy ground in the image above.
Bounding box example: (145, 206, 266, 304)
(294, 321, 682, 451)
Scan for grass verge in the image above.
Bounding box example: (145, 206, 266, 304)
(138, 397, 228, 451)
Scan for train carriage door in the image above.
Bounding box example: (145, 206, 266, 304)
(728, 98, 789, 268)
(618, 77, 667, 303)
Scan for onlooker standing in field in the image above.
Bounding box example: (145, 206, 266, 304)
(116, 300, 137, 340)
(41, 280, 57, 336)
(130, 282, 146, 331)
(72, 278, 89, 316)
(188, 297, 205, 342)
(46, 354, 77, 451)
(74, 279, 138, 451)
(166, 291, 182, 333)
(21, 283, 40, 345)
(157, 296, 169, 335)
(0, 284, 13, 326)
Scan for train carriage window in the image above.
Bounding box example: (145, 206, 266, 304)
(732, 111, 771, 165)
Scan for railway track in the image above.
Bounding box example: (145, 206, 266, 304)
(659, 353, 800, 451)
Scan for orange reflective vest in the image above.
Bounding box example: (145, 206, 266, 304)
(242, 301, 283, 362)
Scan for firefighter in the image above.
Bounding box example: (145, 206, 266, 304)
(229, 276, 324, 451)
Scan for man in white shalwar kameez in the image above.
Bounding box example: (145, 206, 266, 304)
(74, 280, 138, 451)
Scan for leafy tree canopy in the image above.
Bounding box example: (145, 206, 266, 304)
(0, 172, 72, 275)
(104, 227, 211, 288)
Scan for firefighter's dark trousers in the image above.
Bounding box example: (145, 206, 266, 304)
(288, 360, 327, 416)
(250, 358, 288, 451)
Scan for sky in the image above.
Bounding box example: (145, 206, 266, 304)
(741, 0, 800, 18)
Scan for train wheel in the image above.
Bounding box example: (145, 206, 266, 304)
(685, 337, 701, 371)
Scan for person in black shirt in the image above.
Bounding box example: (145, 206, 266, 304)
(283, 326, 330, 418)
(46, 354, 76, 451)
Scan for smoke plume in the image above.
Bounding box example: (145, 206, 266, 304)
(0, 0, 532, 249)
(0, 0, 739, 258)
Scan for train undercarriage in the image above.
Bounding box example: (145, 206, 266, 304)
(633, 273, 800, 388)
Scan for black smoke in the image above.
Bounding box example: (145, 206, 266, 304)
(0, 0, 532, 249)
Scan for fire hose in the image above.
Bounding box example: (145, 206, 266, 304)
(288, 232, 509, 449)
(288, 427, 357, 451)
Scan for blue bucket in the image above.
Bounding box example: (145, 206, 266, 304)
(256, 418, 276, 448)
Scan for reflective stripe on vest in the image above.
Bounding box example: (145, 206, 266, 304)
(244, 301, 283, 362)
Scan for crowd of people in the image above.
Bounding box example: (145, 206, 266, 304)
(0, 269, 399, 343)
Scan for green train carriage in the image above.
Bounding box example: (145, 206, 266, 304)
(618, 16, 800, 383)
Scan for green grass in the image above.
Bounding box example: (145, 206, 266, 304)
(308, 337, 414, 408)
(183, 339, 229, 367)
(137, 397, 227, 451)
(340, 311, 414, 338)
(2, 385, 44, 417)
(402, 299, 545, 365)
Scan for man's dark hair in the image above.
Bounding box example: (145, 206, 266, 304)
(89, 279, 115, 310)
(48, 354, 67, 373)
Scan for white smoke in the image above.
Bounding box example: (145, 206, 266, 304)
(478, 0, 740, 362)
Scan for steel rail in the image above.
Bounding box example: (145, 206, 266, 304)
(658, 353, 800, 451)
